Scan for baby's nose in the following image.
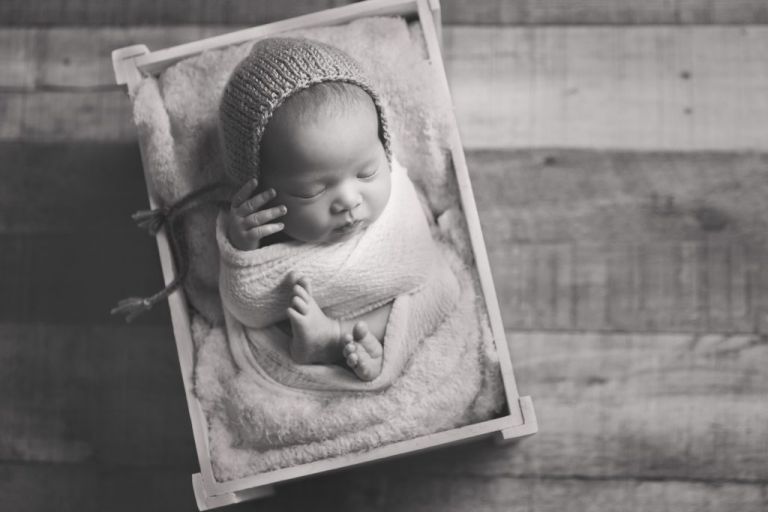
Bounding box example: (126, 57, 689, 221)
(331, 186, 362, 213)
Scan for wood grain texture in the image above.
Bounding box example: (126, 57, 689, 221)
(1, 465, 766, 512)
(4, 0, 768, 25)
(3, 16, 768, 511)
(3, 26, 768, 151)
(4, 232, 762, 330)
(442, 26, 768, 150)
(439, 332, 768, 482)
(0, 142, 145, 233)
(0, 464, 199, 512)
(0, 233, 168, 324)
(0, 26, 231, 88)
(442, 0, 768, 25)
(469, 149, 768, 333)
(491, 241, 765, 333)
(330, 474, 768, 512)
(1, 327, 765, 485)
(0, 0, 349, 26)
(0, 324, 192, 465)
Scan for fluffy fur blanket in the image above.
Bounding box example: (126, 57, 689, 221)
(128, 16, 506, 482)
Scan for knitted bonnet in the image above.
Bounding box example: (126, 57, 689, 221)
(112, 36, 393, 321)
(218, 36, 393, 184)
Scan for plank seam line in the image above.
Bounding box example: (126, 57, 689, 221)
(0, 84, 123, 93)
(418, 472, 768, 486)
(2, 463, 766, 486)
(503, 328, 765, 336)
(0, 460, 195, 470)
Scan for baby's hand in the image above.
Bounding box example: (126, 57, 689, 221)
(227, 178, 287, 251)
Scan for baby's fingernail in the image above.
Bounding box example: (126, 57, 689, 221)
(280, 206, 287, 214)
(276, 223, 284, 230)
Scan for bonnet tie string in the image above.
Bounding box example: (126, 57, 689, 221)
(111, 181, 233, 322)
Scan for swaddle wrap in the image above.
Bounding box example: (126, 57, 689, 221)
(218, 158, 460, 391)
(217, 158, 439, 330)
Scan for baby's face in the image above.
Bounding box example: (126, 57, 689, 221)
(260, 97, 391, 244)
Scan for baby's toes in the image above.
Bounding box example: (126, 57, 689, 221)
(346, 343, 381, 381)
(353, 322, 383, 359)
(352, 352, 380, 381)
(344, 344, 360, 368)
(286, 307, 301, 326)
(352, 321, 369, 340)
(293, 281, 310, 298)
(286, 271, 300, 286)
(294, 276, 312, 295)
(291, 296, 308, 314)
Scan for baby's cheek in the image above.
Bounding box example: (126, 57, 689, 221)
(284, 203, 330, 241)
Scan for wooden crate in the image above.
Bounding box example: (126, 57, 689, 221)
(111, 0, 536, 509)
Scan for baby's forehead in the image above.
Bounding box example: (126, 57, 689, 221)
(272, 84, 377, 130)
(277, 164, 323, 182)
(257, 82, 384, 186)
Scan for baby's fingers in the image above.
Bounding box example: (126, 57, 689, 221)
(233, 187, 277, 217)
(245, 222, 285, 240)
(231, 179, 259, 209)
(243, 205, 287, 229)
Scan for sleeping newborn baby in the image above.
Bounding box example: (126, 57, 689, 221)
(216, 37, 438, 382)
(226, 81, 391, 380)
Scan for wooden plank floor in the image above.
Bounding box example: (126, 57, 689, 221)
(4, 0, 768, 25)
(4, 25, 768, 151)
(1, 17, 767, 512)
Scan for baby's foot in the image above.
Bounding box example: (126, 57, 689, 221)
(286, 275, 340, 364)
(342, 321, 383, 382)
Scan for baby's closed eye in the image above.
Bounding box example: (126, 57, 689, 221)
(357, 166, 380, 180)
(290, 185, 326, 199)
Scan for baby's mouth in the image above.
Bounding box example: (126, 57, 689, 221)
(335, 218, 363, 234)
